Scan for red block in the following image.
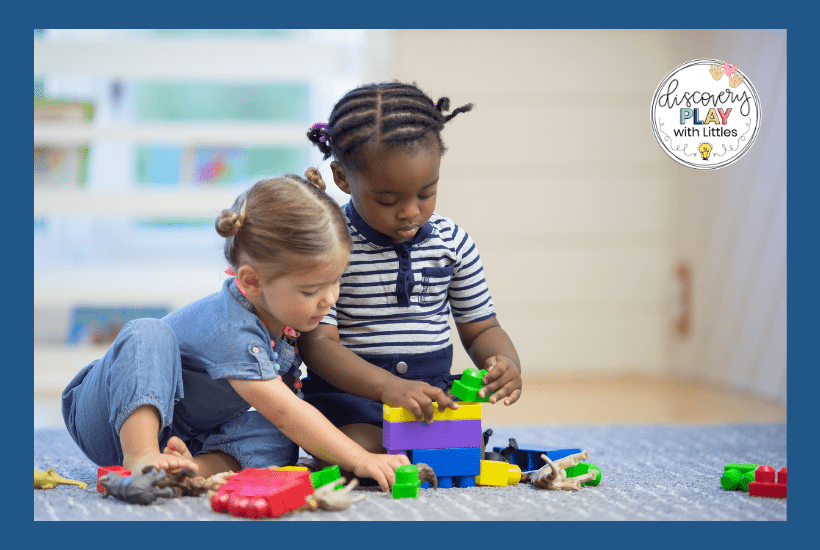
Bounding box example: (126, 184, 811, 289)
(749, 465, 787, 498)
(754, 465, 776, 483)
(748, 481, 787, 498)
(96, 465, 131, 493)
(210, 468, 314, 519)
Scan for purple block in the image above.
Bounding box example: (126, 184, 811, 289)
(383, 419, 482, 451)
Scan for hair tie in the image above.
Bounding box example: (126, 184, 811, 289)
(312, 122, 329, 143)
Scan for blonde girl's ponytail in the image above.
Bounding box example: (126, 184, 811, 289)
(215, 200, 247, 238)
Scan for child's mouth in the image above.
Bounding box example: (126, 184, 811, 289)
(397, 226, 419, 238)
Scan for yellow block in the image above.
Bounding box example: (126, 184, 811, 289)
(382, 402, 482, 422)
(277, 466, 309, 472)
(475, 460, 522, 486)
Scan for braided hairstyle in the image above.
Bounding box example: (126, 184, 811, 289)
(215, 168, 352, 280)
(306, 81, 473, 171)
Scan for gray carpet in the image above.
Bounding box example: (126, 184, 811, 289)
(34, 423, 787, 521)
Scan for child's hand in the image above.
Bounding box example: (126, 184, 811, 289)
(380, 379, 459, 423)
(352, 452, 410, 493)
(479, 355, 522, 405)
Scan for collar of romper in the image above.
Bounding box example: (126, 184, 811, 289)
(344, 201, 432, 249)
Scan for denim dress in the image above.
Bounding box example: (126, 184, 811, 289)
(61, 278, 301, 469)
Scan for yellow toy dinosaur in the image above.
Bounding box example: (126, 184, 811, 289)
(34, 468, 88, 490)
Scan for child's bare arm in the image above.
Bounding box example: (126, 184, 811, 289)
(456, 317, 522, 405)
(227, 376, 408, 492)
(299, 324, 458, 422)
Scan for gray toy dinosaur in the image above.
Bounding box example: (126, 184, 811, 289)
(98, 465, 178, 505)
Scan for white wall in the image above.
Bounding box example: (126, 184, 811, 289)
(665, 30, 787, 404)
(392, 29, 786, 404)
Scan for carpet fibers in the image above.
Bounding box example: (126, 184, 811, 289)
(34, 423, 786, 521)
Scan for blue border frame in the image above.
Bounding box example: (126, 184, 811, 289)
(25, 0, 804, 544)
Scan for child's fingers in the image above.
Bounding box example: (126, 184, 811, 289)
(419, 397, 438, 424)
(479, 367, 512, 398)
(481, 358, 505, 385)
(502, 388, 522, 405)
(397, 391, 430, 421)
(428, 386, 458, 411)
(408, 392, 435, 423)
(488, 384, 515, 404)
(372, 469, 389, 493)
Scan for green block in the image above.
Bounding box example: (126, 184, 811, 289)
(740, 471, 756, 492)
(585, 464, 602, 487)
(392, 464, 422, 499)
(566, 462, 601, 487)
(721, 463, 758, 491)
(450, 368, 492, 402)
(720, 468, 742, 490)
(724, 463, 759, 475)
(310, 465, 342, 490)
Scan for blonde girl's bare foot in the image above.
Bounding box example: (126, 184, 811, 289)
(163, 436, 195, 461)
(124, 449, 199, 475)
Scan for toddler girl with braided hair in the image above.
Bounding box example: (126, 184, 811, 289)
(300, 82, 523, 463)
(62, 168, 408, 491)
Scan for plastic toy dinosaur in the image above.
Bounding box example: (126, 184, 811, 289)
(520, 451, 596, 491)
(416, 462, 438, 490)
(34, 468, 88, 490)
(155, 467, 209, 497)
(308, 477, 367, 511)
(98, 465, 178, 504)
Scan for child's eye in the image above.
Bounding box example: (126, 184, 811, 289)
(302, 290, 319, 297)
(376, 200, 396, 206)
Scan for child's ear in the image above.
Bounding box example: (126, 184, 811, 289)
(330, 161, 352, 195)
(237, 265, 263, 297)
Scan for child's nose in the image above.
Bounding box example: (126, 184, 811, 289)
(319, 287, 337, 307)
(398, 200, 420, 220)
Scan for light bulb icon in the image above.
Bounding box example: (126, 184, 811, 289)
(699, 143, 712, 160)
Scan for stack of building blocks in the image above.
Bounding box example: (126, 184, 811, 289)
(720, 463, 758, 491)
(97, 465, 131, 493)
(392, 464, 422, 499)
(748, 465, 787, 498)
(383, 401, 483, 488)
(211, 468, 314, 518)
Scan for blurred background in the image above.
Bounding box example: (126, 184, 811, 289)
(34, 29, 786, 428)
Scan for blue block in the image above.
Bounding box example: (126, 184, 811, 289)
(438, 477, 453, 489)
(407, 447, 482, 477)
(493, 446, 582, 471)
(455, 475, 475, 488)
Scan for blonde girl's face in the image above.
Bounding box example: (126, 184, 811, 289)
(257, 246, 349, 334)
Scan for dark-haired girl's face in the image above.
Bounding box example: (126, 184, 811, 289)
(333, 138, 441, 243)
